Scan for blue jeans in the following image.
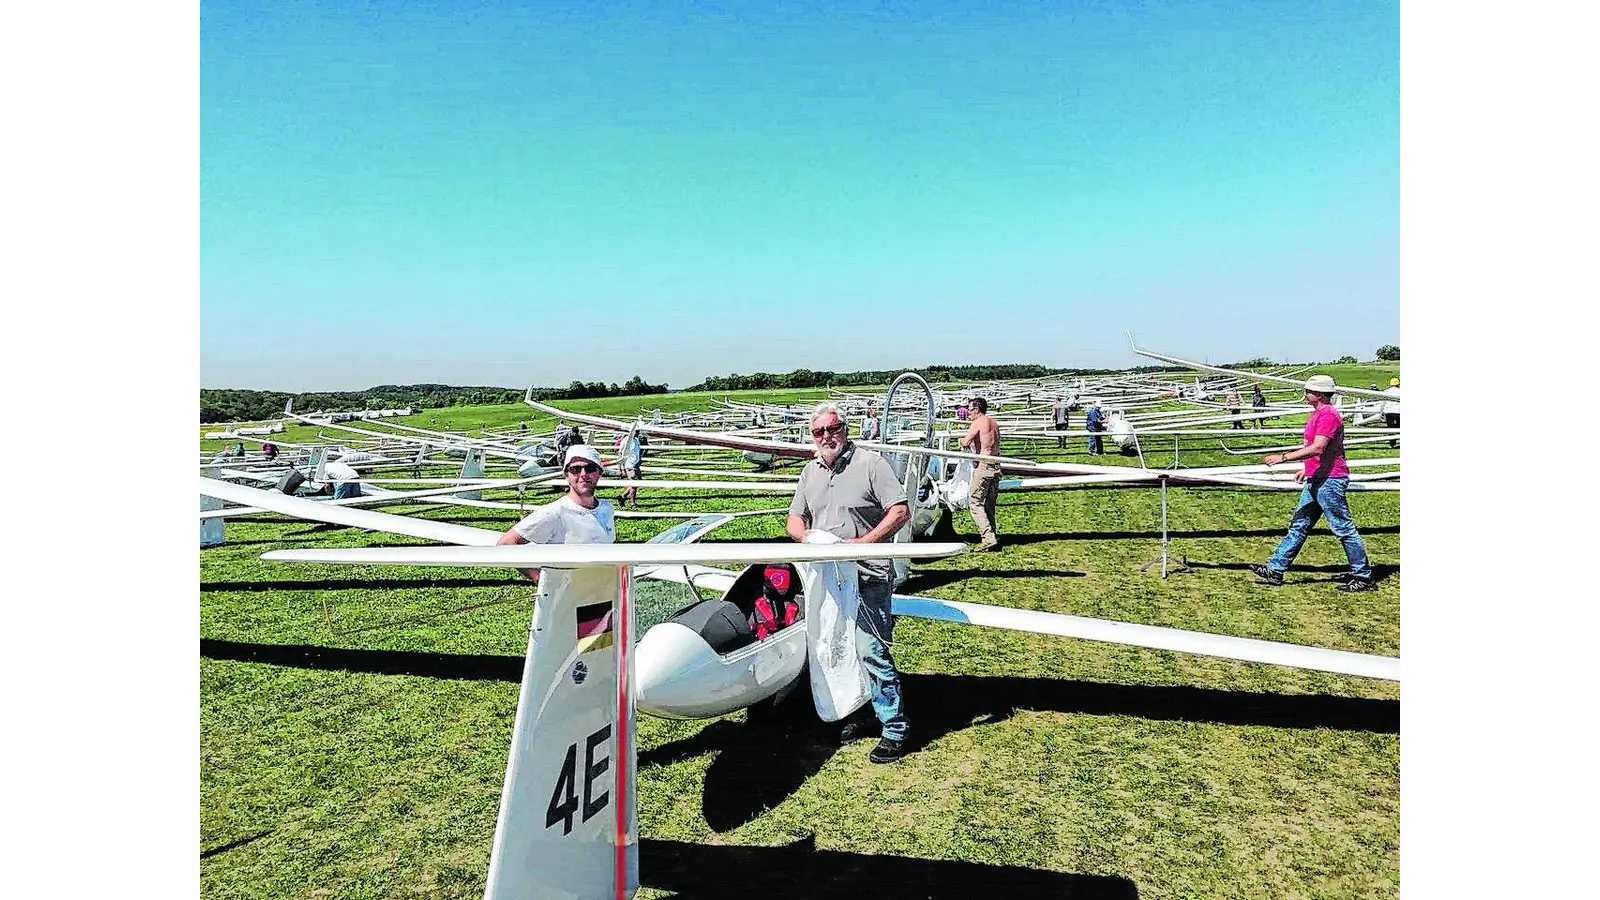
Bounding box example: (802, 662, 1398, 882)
(1267, 477, 1372, 579)
(856, 579, 908, 741)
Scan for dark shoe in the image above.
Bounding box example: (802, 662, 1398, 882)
(869, 737, 907, 764)
(1249, 563, 1284, 586)
(839, 720, 880, 744)
(1338, 577, 1378, 592)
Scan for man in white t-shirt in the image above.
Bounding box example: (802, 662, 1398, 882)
(325, 460, 363, 500)
(498, 444, 616, 582)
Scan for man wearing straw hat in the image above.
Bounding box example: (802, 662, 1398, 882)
(1250, 375, 1376, 592)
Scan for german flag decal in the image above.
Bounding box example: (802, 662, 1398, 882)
(576, 601, 614, 654)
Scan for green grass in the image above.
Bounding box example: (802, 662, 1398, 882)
(201, 377, 1398, 899)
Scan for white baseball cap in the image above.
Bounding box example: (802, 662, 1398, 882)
(563, 445, 604, 469)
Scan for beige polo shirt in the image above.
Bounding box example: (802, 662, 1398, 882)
(787, 442, 908, 583)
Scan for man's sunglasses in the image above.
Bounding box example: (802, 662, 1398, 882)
(565, 463, 601, 475)
(811, 422, 847, 439)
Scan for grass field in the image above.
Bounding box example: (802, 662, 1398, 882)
(200, 367, 1399, 899)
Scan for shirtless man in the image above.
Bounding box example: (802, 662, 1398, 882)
(961, 396, 1002, 551)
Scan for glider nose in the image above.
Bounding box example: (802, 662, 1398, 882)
(634, 623, 716, 718)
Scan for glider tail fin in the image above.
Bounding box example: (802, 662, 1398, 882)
(484, 565, 638, 900)
(306, 446, 329, 485)
(458, 448, 486, 500)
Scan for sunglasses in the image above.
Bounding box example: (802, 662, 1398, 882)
(810, 422, 847, 439)
(565, 463, 601, 475)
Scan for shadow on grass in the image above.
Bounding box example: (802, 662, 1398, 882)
(200, 639, 523, 681)
(201, 829, 272, 860)
(640, 835, 1136, 899)
(202, 640, 1395, 837)
(281, 523, 357, 537)
(998, 525, 1400, 546)
(202, 538, 307, 548)
(899, 567, 1087, 591)
(1185, 561, 1400, 583)
(201, 642, 1397, 739)
(641, 711, 842, 834)
(634, 670, 1396, 832)
(902, 673, 1398, 743)
(201, 577, 531, 593)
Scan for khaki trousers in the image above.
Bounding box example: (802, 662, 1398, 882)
(968, 461, 1002, 546)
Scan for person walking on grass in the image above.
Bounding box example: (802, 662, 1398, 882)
(1051, 395, 1070, 448)
(617, 432, 644, 508)
(1250, 375, 1376, 592)
(961, 396, 1003, 552)
(1251, 383, 1267, 428)
(1226, 388, 1244, 429)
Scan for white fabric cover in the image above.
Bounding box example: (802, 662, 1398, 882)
(944, 459, 974, 510)
(1109, 413, 1135, 450)
(799, 530, 870, 722)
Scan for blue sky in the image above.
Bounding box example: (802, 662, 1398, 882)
(201, 0, 1398, 391)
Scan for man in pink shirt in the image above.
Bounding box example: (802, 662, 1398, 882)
(1249, 374, 1375, 591)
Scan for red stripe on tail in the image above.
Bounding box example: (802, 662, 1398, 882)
(614, 567, 630, 900)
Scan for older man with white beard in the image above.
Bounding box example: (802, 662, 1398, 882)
(786, 402, 913, 763)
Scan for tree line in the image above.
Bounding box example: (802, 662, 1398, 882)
(199, 377, 668, 423)
(684, 364, 1124, 392)
(200, 350, 1399, 422)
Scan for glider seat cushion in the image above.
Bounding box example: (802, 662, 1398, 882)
(750, 564, 802, 640)
(669, 599, 756, 654)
